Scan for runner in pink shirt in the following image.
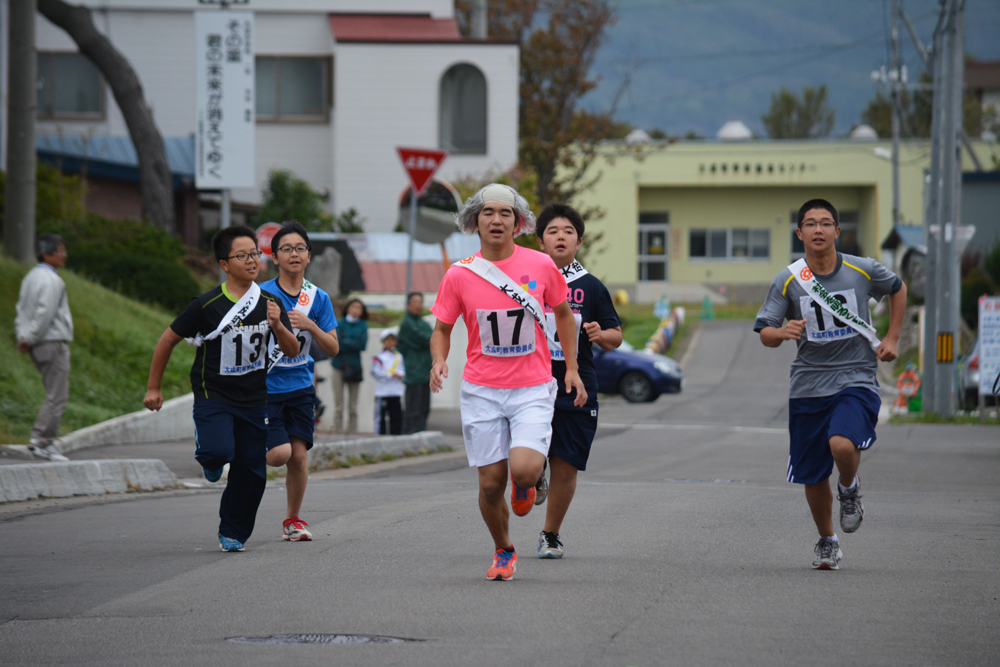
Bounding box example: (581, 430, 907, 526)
(431, 183, 586, 581)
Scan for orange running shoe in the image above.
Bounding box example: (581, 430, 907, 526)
(510, 474, 536, 517)
(487, 548, 517, 581)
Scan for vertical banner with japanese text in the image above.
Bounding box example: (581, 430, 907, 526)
(195, 11, 255, 190)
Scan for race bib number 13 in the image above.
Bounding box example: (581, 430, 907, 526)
(476, 308, 536, 357)
(220, 328, 266, 375)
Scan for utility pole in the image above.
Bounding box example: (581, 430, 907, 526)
(923, 0, 965, 417)
(890, 0, 901, 227)
(3, 0, 37, 262)
(470, 0, 488, 39)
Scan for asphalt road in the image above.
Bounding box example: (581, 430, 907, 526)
(1, 320, 997, 667)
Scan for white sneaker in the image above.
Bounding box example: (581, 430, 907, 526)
(30, 442, 69, 461)
(538, 531, 564, 559)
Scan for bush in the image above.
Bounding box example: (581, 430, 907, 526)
(960, 267, 997, 330)
(68, 251, 200, 313)
(39, 212, 186, 262)
(983, 239, 1000, 287)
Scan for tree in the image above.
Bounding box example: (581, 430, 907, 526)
(38, 0, 175, 233)
(455, 1, 628, 208)
(256, 169, 364, 233)
(860, 67, 985, 139)
(761, 85, 835, 139)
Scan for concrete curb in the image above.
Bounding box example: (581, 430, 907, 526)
(58, 394, 195, 453)
(0, 459, 179, 503)
(306, 431, 448, 469)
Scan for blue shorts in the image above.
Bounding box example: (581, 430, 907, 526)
(266, 387, 316, 452)
(787, 387, 880, 485)
(549, 406, 599, 471)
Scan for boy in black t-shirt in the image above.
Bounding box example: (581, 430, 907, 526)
(144, 226, 299, 552)
(534, 203, 623, 559)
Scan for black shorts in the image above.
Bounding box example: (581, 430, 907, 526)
(549, 406, 599, 471)
(266, 388, 316, 452)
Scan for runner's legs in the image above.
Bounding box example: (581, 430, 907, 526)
(478, 460, 511, 549)
(543, 455, 578, 535)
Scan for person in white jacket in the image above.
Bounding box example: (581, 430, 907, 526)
(15, 234, 73, 461)
(371, 329, 405, 435)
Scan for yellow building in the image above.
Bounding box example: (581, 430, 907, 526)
(572, 139, 997, 303)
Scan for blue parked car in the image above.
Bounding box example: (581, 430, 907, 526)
(593, 340, 684, 403)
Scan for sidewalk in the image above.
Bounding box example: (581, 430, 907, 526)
(0, 409, 464, 503)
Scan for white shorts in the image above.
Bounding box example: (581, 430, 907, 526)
(459, 379, 557, 467)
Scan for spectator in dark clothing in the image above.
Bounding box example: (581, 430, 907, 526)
(397, 292, 433, 433)
(331, 298, 368, 434)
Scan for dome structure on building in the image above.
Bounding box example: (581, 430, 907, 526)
(716, 120, 753, 140)
(850, 124, 879, 140)
(625, 128, 652, 144)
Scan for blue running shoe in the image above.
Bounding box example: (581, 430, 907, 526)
(204, 466, 223, 483)
(219, 534, 245, 552)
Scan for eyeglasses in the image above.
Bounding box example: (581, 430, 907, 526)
(226, 250, 262, 262)
(801, 221, 837, 231)
(276, 244, 310, 255)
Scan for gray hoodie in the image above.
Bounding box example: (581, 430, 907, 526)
(15, 264, 74, 346)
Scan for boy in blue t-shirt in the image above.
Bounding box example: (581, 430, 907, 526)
(259, 222, 340, 542)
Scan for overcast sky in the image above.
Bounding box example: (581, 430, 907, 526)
(581, 0, 1000, 138)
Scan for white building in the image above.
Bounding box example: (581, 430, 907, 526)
(13, 0, 519, 234)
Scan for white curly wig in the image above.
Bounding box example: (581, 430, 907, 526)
(455, 183, 536, 237)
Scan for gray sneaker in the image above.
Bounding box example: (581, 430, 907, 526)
(534, 471, 548, 506)
(838, 478, 864, 533)
(538, 531, 563, 559)
(812, 537, 843, 570)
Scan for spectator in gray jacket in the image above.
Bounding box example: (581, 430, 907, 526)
(15, 234, 73, 461)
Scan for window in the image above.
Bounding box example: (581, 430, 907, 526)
(37, 52, 104, 119)
(690, 228, 769, 260)
(790, 209, 860, 260)
(256, 56, 330, 121)
(440, 64, 487, 153)
(638, 212, 669, 281)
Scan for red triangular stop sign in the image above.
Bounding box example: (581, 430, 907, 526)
(397, 147, 448, 195)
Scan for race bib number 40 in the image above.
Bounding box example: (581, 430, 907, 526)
(799, 289, 860, 344)
(220, 325, 268, 375)
(476, 308, 536, 357)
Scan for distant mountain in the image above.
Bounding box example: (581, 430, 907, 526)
(582, 0, 1000, 139)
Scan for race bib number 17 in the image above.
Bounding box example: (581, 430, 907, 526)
(476, 308, 535, 357)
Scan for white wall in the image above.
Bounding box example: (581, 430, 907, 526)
(31, 4, 518, 229)
(333, 42, 519, 231)
(315, 316, 467, 433)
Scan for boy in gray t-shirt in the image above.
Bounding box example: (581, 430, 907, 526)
(754, 198, 906, 570)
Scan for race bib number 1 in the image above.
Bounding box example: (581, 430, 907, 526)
(476, 308, 536, 357)
(269, 330, 312, 368)
(799, 289, 860, 344)
(220, 327, 267, 375)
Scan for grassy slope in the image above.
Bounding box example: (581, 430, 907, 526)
(0, 255, 195, 443)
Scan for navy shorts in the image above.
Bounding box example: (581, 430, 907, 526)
(192, 399, 267, 472)
(549, 406, 599, 471)
(266, 387, 316, 452)
(787, 387, 880, 485)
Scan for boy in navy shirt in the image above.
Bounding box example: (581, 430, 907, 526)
(144, 226, 299, 552)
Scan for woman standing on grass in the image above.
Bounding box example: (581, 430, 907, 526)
(331, 298, 368, 434)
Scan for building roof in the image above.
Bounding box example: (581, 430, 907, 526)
(329, 13, 462, 43)
(966, 60, 1000, 91)
(307, 232, 481, 293)
(36, 135, 195, 186)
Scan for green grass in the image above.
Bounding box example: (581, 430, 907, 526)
(889, 412, 998, 425)
(0, 255, 195, 443)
